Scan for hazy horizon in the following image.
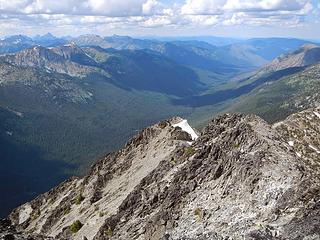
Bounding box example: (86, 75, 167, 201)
(1, 33, 319, 42)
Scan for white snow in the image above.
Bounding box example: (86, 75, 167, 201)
(172, 119, 198, 141)
(309, 145, 320, 154)
(84, 52, 92, 58)
(63, 43, 73, 47)
(313, 111, 320, 119)
(288, 141, 294, 147)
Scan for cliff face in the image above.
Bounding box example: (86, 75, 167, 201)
(5, 108, 320, 240)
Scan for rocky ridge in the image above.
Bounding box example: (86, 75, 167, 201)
(3, 108, 320, 239)
(3, 45, 93, 77)
(260, 44, 320, 73)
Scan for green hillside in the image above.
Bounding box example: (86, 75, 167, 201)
(227, 64, 320, 122)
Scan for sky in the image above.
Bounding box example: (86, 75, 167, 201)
(0, 0, 319, 39)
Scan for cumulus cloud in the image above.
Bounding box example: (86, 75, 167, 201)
(223, 0, 310, 12)
(142, 0, 163, 15)
(180, 0, 313, 15)
(180, 0, 314, 27)
(0, 0, 317, 34)
(181, 0, 226, 15)
(0, 0, 149, 16)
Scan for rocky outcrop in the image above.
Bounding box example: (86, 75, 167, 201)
(0, 219, 52, 240)
(6, 108, 320, 239)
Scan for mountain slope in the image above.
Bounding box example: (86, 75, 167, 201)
(214, 44, 320, 122)
(0, 44, 223, 217)
(2, 45, 205, 97)
(228, 62, 320, 122)
(0, 61, 92, 103)
(76, 35, 311, 71)
(75, 35, 245, 74)
(258, 44, 320, 73)
(3, 45, 94, 77)
(236, 38, 314, 61)
(85, 47, 205, 96)
(5, 108, 320, 240)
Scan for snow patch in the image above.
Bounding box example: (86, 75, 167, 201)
(309, 145, 320, 154)
(84, 52, 93, 59)
(63, 43, 74, 47)
(313, 111, 320, 119)
(296, 152, 302, 158)
(172, 119, 198, 141)
(288, 141, 294, 147)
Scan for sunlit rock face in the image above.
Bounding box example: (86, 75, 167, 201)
(6, 108, 320, 240)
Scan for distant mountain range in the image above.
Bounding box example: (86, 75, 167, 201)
(0, 33, 319, 218)
(1, 33, 314, 69)
(0, 34, 67, 54)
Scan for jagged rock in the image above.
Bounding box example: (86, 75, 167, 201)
(171, 127, 193, 141)
(0, 219, 52, 240)
(5, 108, 320, 239)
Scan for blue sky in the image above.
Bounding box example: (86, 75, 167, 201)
(0, 0, 319, 39)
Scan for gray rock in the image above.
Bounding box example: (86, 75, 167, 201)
(6, 108, 320, 240)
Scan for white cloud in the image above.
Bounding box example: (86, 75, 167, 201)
(86, 0, 146, 16)
(180, 0, 314, 27)
(223, 0, 309, 12)
(0, 0, 317, 35)
(142, 0, 162, 15)
(142, 15, 171, 27)
(181, 0, 226, 15)
(0, 0, 150, 16)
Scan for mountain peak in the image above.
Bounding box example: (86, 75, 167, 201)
(44, 32, 55, 37)
(34, 32, 56, 40)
